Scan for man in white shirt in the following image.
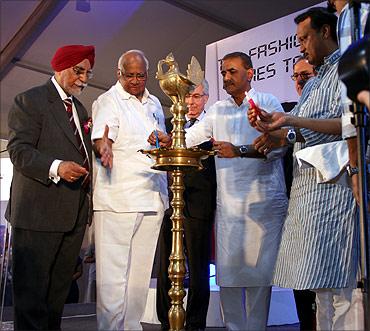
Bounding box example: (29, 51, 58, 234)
(150, 52, 288, 331)
(91, 50, 168, 331)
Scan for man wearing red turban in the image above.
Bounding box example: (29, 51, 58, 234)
(6, 44, 95, 330)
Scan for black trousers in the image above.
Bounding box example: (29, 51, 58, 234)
(156, 210, 213, 330)
(293, 289, 316, 331)
(11, 193, 88, 331)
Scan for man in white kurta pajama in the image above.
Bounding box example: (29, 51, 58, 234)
(92, 50, 168, 330)
(150, 52, 288, 331)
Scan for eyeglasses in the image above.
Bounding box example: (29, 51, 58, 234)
(185, 93, 206, 100)
(291, 72, 313, 81)
(72, 66, 93, 79)
(120, 70, 147, 81)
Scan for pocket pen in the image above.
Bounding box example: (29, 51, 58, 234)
(153, 112, 160, 125)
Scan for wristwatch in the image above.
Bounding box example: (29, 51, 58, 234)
(346, 165, 359, 177)
(239, 145, 249, 157)
(286, 128, 296, 144)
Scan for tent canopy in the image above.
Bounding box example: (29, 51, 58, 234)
(0, 0, 323, 139)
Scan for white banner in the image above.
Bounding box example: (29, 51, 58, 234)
(205, 2, 326, 106)
(0, 158, 12, 202)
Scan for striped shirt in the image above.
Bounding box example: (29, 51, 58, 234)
(273, 50, 358, 289)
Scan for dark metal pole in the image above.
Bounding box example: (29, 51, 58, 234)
(348, 1, 370, 330)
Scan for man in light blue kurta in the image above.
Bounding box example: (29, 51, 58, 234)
(251, 8, 358, 331)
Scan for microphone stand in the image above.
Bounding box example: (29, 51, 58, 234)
(348, 1, 370, 330)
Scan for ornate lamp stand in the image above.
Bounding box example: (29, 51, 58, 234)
(141, 53, 212, 331)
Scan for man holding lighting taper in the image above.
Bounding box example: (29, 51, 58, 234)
(91, 49, 168, 331)
(149, 51, 287, 331)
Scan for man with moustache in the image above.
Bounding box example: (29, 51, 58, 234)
(149, 52, 288, 330)
(249, 8, 359, 330)
(92, 49, 168, 331)
(6, 44, 94, 330)
(156, 79, 216, 331)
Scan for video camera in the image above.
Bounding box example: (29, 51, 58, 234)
(338, 36, 370, 102)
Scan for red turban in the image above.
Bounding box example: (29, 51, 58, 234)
(51, 45, 95, 72)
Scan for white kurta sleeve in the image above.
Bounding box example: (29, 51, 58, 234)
(185, 109, 214, 147)
(91, 96, 119, 142)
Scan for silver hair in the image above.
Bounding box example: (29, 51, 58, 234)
(200, 79, 209, 95)
(117, 49, 149, 72)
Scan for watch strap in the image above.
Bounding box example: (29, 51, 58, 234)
(346, 165, 359, 177)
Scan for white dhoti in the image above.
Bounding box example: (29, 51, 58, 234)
(95, 207, 164, 330)
(315, 287, 364, 331)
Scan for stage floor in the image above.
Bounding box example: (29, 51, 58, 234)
(142, 279, 299, 327)
(1, 302, 300, 331)
(1, 279, 299, 330)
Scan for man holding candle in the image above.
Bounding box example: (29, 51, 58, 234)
(249, 8, 360, 330)
(149, 52, 288, 330)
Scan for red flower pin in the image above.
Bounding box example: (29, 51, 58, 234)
(83, 117, 93, 134)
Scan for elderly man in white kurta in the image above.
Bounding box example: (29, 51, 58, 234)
(92, 50, 168, 331)
(149, 52, 287, 331)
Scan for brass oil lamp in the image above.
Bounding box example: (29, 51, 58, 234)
(141, 53, 212, 331)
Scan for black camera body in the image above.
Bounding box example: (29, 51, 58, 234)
(338, 36, 370, 101)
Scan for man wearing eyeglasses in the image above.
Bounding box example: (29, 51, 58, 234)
(6, 44, 94, 330)
(156, 80, 217, 331)
(249, 8, 360, 330)
(291, 56, 316, 96)
(91, 49, 168, 331)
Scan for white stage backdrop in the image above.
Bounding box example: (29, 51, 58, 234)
(205, 2, 326, 106)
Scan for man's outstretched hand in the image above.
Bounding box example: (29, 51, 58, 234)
(93, 125, 113, 169)
(248, 108, 289, 132)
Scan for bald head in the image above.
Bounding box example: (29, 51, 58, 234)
(118, 50, 149, 72)
(117, 50, 149, 100)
